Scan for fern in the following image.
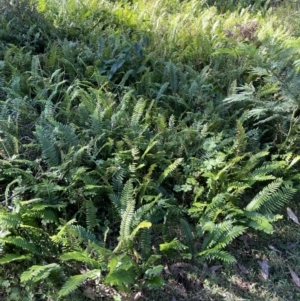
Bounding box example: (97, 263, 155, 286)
(60, 251, 100, 268)
(59, 269, 100, 297)
(140, 228, 152, 260)
(245, 179, 296, 213)
(234, 120, 247, 155)
(0, 0, 300, 296)
(85, 200, 98, 231)
(110, 179, 154, 254)
(199, 249, 236, 263)
(164, 62, 178, 92)
(105, 268, 135, 289)
(197, 221, 245, 262)
(88, 242, 114, 262)
(157, 158, 183, 185)
(65, 225, 100, 247)
(0, 236, 37, 253)
(21, 263, 60, 283)
(35, 124, 60, 167)
(115, 179, 135, 251)
(0, 253, 31, 264)
(243, 211, 275, 233)
(130, 98, 147, 127)
(179, 218, 195, 257)
(155, 82, 169, 102)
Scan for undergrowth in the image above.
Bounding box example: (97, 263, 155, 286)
(1, 0, 300, 300)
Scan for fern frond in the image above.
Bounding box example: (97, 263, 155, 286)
(227, 181, 250, 196)
(160, 238, 188, 253)
(234, 120, 247, 155)
(0, 213, 20, 229)
(179, 218, 195, 255)
(213, 225, 246, 250)
(243, 211, 275, 234)
(246, 179, 295, 213)
(68, 225, 99, 245)
(54, 122, 79, 149)
(105, 268, 135, 287)
(203, 193, 227, 221)
(0, 236, 37, 253)
(88, 243, 113, 262)
(223, 83, 256, 104)
(0, 253, 31, 264)
(199, 249, 236, 263)
(119, 180, 135, 241)
(201, 220, 229, 250)
(164, 62, 178, 92)
(21, 263, 60, 283)
(130, 220, 152, 241)
(111, 167, 125, 199)
(51, 218, 76, 244)
(59, 269, 100, 297)
(155, 82, 169, 102)
(35, 125, 60, 167)
(3, 132, 19, 156)
(157, 158, 183, 185)
(140, 228, 152, 260)
(85, 200, 98, 231)
(131, 199, 157, 228)
(130, 98, 146, 127)
(119, 179, 135, 218)
(60, 251, 100, 268)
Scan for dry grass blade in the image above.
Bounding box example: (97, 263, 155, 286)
(134, 292, 143, 300)
(258, 260, 269, 280)
(209, 265, 223, 273)
(287, 207, 300, 225)
(83, 287, 96, 300)
(238, 263, 249, 274)
(269, 245, 282, 254)
(289, 267, 300, 287)
(286, 242, 298, 250)
(238, 234, 249, 248)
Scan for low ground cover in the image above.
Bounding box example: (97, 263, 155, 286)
(1, 0, 300, 300)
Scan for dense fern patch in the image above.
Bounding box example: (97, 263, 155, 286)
(1, 0, 300, 299)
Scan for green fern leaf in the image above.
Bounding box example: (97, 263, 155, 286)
(165, 62, 178, 92)
(118, 179, 135, 237)
(179, 218, 195, 255)
(0, 236, 37, 253)
(157, 158, 183, 185)
(85, 200, 98, 231)
(246, 179, 295, 213)
(21, 263, 60, 283)
(140, 228, 152, 260)
(105, 269, 135, 287)
(35, 125, 60, 167)
(0, 253, 31, 264)
(130, 98, 146, 127)
(130, 220, 152, 240)
(0, 213, 20, 229)
(213, 225, 246, 250)
(60, 251, 100, 268)
(199, 249, 236, 263)
(244, 211, 276, 234)
(155, 82, 169, 102)
(160, 238, 187, 253)
(88, 243, 113, 261)
(59, 269, 100, 297)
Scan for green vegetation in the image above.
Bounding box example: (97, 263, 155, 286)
(1, 0, 300, 300)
